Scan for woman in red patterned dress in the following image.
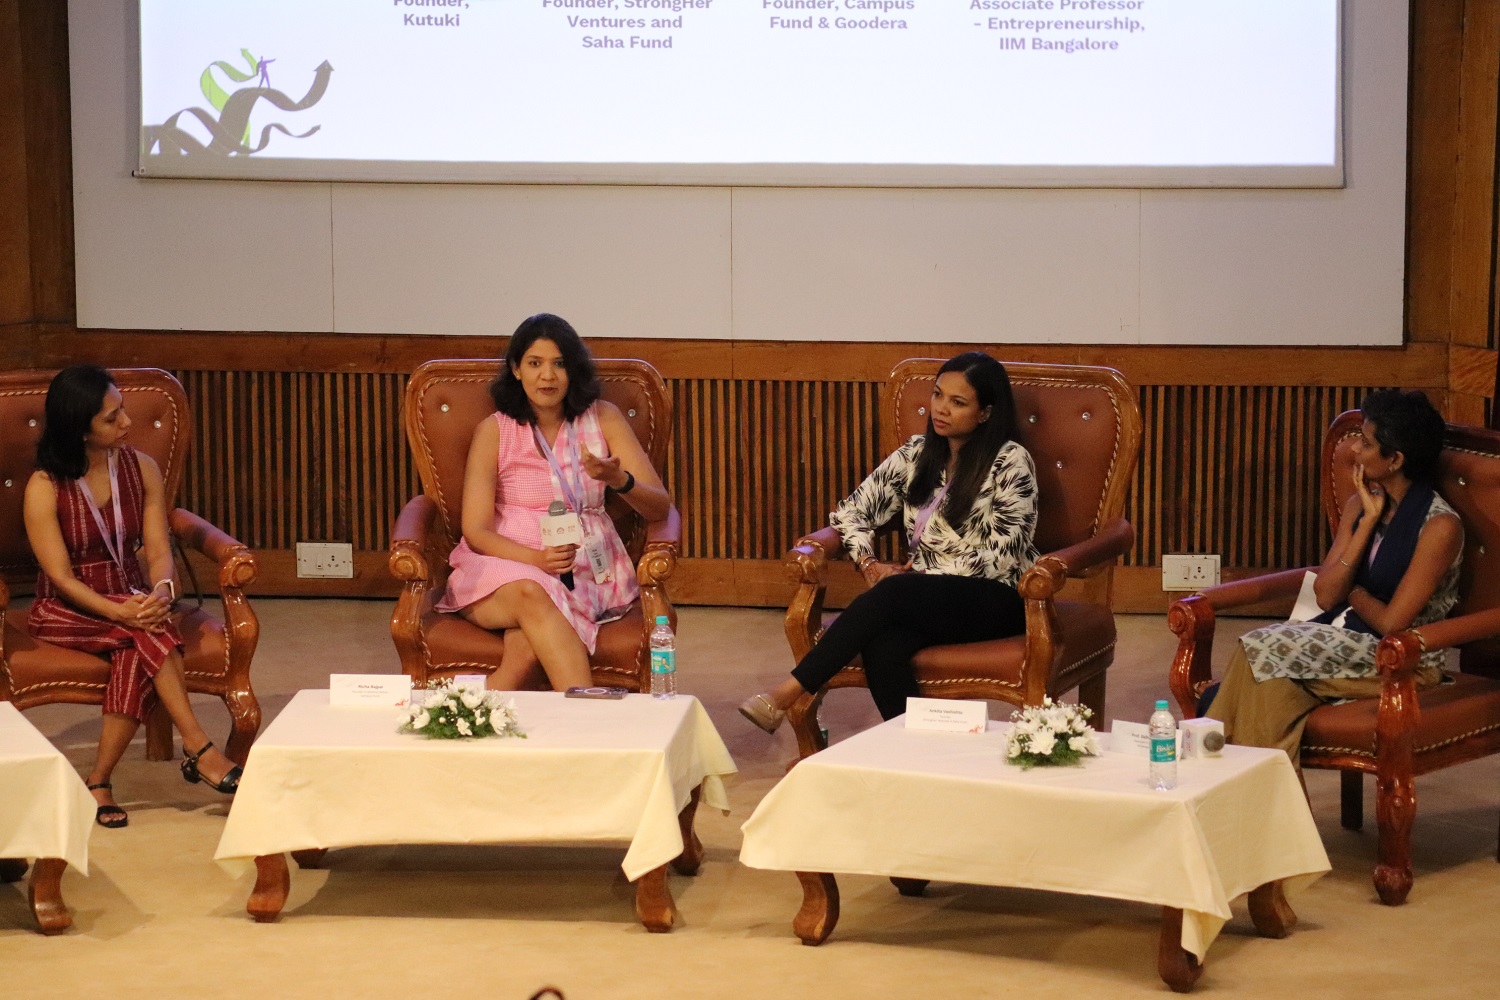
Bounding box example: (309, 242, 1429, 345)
(23, 365, 241, 828)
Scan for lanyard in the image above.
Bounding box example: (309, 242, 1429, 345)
(532, 422, 590, 514)
(909, 480, 951, 553)
(77, 450, 128, 571)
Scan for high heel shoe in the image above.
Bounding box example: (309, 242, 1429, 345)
(737, 693, 786, 734)
(181, 741, 242, 794)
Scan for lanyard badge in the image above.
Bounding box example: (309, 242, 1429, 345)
(533, 423, 614, 586)
(78, 450, 128, 572)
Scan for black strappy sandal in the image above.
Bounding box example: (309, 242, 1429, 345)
(87, 782, 128, 828)
(180, 741, 242, 795)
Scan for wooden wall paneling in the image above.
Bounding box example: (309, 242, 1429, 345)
(0, 0, 33, 328)
(1450, 0, 1500, 350)
(1406, 0, 1465, 345)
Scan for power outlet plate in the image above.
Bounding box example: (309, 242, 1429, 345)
(296, 542, 354, 579)
(1162, 554, 1220, 592)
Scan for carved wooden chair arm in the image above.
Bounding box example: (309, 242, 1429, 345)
(786, 526, 844, 586)
(1167, 567, 1312, 716)
(1017, 517, 1136, 601)
(169, 508, 257, 591)
(389, 494, 439, 584)
(1378, 606, 1500, 678)
(638, 508, 681, 584)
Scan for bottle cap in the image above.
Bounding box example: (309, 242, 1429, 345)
(655, 615, 669, 625)
(1155, 699, 1169, 710)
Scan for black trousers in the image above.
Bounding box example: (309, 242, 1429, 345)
(791, 573, 1027, 720)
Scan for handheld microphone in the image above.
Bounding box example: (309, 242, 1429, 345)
(545, 500, 577, 591)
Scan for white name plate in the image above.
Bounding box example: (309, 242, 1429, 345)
(1109, 720, 1182, 757)
(904, 697, 987, 734)
(330, 674, 412, 709)
(453, 674, 488, 690)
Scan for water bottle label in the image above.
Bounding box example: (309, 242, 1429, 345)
(650, 650, 675, 675)
(1150, 737, 1176, 763)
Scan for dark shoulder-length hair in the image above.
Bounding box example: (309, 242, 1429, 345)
(1361, 388, 1446, 483)
(488, 313, 602, 425)
(36, 364, 115, 481)
(907, 352, 1019, 528)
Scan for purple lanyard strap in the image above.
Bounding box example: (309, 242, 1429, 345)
(78, 450, 128, 571)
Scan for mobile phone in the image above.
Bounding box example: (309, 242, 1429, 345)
(563, 685, 628, 700)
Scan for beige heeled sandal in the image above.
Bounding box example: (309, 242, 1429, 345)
(737, 693, 786, 734)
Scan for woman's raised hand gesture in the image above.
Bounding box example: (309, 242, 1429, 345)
(579, 445, 628, 490)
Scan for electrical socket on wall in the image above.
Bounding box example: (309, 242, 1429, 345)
(296, 542, 354, 579)
(1162, 554, 1220, 592)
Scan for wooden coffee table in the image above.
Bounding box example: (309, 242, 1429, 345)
(216, 689, 736, 931)
(0, 702, 95, 934)
(741, 717, 1329, 992)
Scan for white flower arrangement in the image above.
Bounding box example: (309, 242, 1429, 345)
(398, 679, 525, 740)
(1003, 697, 1100, 769)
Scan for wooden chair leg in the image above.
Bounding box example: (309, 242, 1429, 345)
(1373, 766, 1416, 905)
(794, 872, 839, 946)
(1078, 672, 1107, 719)
(786, 690, 828, 761)
(1157, 907, 1204, 993)
(144, 707, 173, 761)
(1340, 771, 1363, 831)
(670, 785, 704, 877)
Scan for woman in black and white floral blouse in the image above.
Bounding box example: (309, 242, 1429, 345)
(739, 352, 1039, 730)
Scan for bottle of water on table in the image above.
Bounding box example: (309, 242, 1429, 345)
(1149, 699, 1177, 790)
(649, 615, 676, 700)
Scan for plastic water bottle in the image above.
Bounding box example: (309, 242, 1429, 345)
(649, 615, 677, 699)
(1149, 699, 1178, 790)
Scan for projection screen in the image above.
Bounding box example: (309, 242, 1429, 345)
(136, 0, 1343, 188)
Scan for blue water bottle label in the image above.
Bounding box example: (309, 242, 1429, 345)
(651, 650, 675, 675)
(1150, 737, 1176, 763)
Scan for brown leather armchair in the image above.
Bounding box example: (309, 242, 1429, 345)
(0, 368, 261, 765)
(783, 359, 1142, 759)
(1169, 409, 1500, 905)
(390, 359, 680, 690)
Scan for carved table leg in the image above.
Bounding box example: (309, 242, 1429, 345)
(248, 853, 291, 922)
(1158, 907, 1204, 993)
(670, 785, 704, 877)
(634, 864, 676, 933)
(1247, 880, 1296, 938)
(890, 877, 929, 897)
(793, 871, 840, 946)
(28, 858, 70, 935)
(0, 858, 27, 882)
(292, 849, 329, 869)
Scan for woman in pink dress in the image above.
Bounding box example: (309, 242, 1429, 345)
(436, 314, 673, 690)
(24, 365, 242, 829)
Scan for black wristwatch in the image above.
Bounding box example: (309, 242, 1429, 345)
(610, 471, 636, 495)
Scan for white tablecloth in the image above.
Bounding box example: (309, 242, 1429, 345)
(0, 702, 94, 873)
(740, 718, 1329, 959)
(216, 690, 736, 880)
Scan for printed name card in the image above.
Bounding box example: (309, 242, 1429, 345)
(904, 697, 987, 734)
(329, 674, 412, 709)
(453, 674, 488, 689)
(1109, 720, 1183, 757)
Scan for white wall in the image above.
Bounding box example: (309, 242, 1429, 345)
(71, 1, 1407, 345)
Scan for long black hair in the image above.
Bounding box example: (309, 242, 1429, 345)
(489, 313, 602, 424)
(907, 352, 1018, 529)
(36, 364, 115, 481)
(1361, 388, 1446, 482)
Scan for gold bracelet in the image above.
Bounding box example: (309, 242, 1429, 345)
(1338, 557, 1354, 568)
(856, 555, 876, 572)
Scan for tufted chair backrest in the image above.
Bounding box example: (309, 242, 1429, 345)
(403, 359, 673, 563)
(0, 368, 189, 586)
(883, 360, 1140, 558)
(1325, 409, 1500, 677)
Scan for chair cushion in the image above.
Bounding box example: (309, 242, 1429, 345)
(822, 599, 1116, 699)
(419, 602, 647, 690)
(4, 606, 229, 704)
(1302, 672, 1500, 763)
